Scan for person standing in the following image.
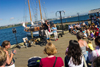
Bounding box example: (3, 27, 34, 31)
(1, 40, 16, 67)
(76, 32, 89, 65)
(52, 24, 58, 41)
(43, 20, 50, 40)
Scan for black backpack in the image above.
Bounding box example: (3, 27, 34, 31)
(28, 56, 41, 67)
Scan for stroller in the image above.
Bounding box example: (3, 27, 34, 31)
(28, 56, 41, 67)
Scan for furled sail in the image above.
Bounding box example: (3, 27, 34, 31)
(22, 22, 26, 27)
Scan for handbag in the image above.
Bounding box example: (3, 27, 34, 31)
(53, 57, 57, 67)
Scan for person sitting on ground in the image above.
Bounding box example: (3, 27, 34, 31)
(65, 40, 83, 67)
(90, 31, 95, 39)
(52, 24, 58, 41)
(94, 25, 99, 31)
(72, 28, 78, 35)
(95, 30, 99, 38)
(76, 23, 81, 30)
(69, 25, 73, 33)
(88, 36, 100, 67)
(24, 38, 31, 47)
(39, 42, 64, 67)
(24, 38, 29, 48)
(1, 40, 16, 67)
(82, 28, 87, 39)
(91, 22, 95, 27)
(87, 40, 94, 51)
(86, 28, 90, 37)
(0, 49, 7, 67)
(76, 32, 89, 65)
(93, 56, 100, 67)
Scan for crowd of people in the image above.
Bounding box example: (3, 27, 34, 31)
(0, 16, 100, 67)
(69, 21, 100, 40)
(69, 13, 100, 41)
(1, 33, 100, 67)
(39, 32, 100, 67)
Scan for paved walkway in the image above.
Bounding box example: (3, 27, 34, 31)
(9, 32, 95, 67)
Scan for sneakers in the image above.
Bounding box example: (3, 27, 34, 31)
(55, 39, 58, 41)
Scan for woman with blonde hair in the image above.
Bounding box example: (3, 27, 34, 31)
(1, 40, 16, 67)
(39, 42, 64, 67)
(0, 49, 7, 67)
(52, 24, 58, 41)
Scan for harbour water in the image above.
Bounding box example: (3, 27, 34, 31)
(0, 26, 27, 46)
(53, 14, 89, 23)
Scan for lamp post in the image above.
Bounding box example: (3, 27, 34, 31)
(77, 13, 79, 22)
(12, 28, 21, 49)
(56, 11, 65, 35)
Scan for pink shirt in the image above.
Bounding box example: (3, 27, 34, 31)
(39, 56, 64, 67)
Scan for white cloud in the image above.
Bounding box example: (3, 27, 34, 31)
(0, 19, 3, 20)
(10, 17, 14, 20)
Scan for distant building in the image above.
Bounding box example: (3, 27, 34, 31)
(89, 8, 100, 14)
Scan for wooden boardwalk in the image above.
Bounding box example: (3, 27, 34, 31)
(9, 32, 95, 67)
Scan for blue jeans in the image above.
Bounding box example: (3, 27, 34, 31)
(83, 51, 90, 66)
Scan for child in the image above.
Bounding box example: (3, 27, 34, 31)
(87, 40, 94, 51)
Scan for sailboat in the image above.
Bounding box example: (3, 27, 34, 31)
(22, 0, 53, 38)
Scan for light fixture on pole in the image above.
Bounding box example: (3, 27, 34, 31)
(56, 10, 65, 35)
(12, 28, 21, 49)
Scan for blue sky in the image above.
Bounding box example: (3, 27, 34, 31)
(0, 0, 100, 26)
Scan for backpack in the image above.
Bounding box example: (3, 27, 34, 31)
(28, 56, 41, 67)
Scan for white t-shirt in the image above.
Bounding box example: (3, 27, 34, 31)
(68, 56, 83, 67)
(69, 25, 73, 29)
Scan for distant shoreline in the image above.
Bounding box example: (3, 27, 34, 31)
(0, 23, 31, 29)
(0, 19, 91, 30)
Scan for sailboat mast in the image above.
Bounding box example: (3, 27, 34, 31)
(28, 0, 33, 38)
(28, 0, 32, 22)
(39, 0, 43, 23)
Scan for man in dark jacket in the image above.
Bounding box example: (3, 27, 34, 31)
(42, 20, 50, 40)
